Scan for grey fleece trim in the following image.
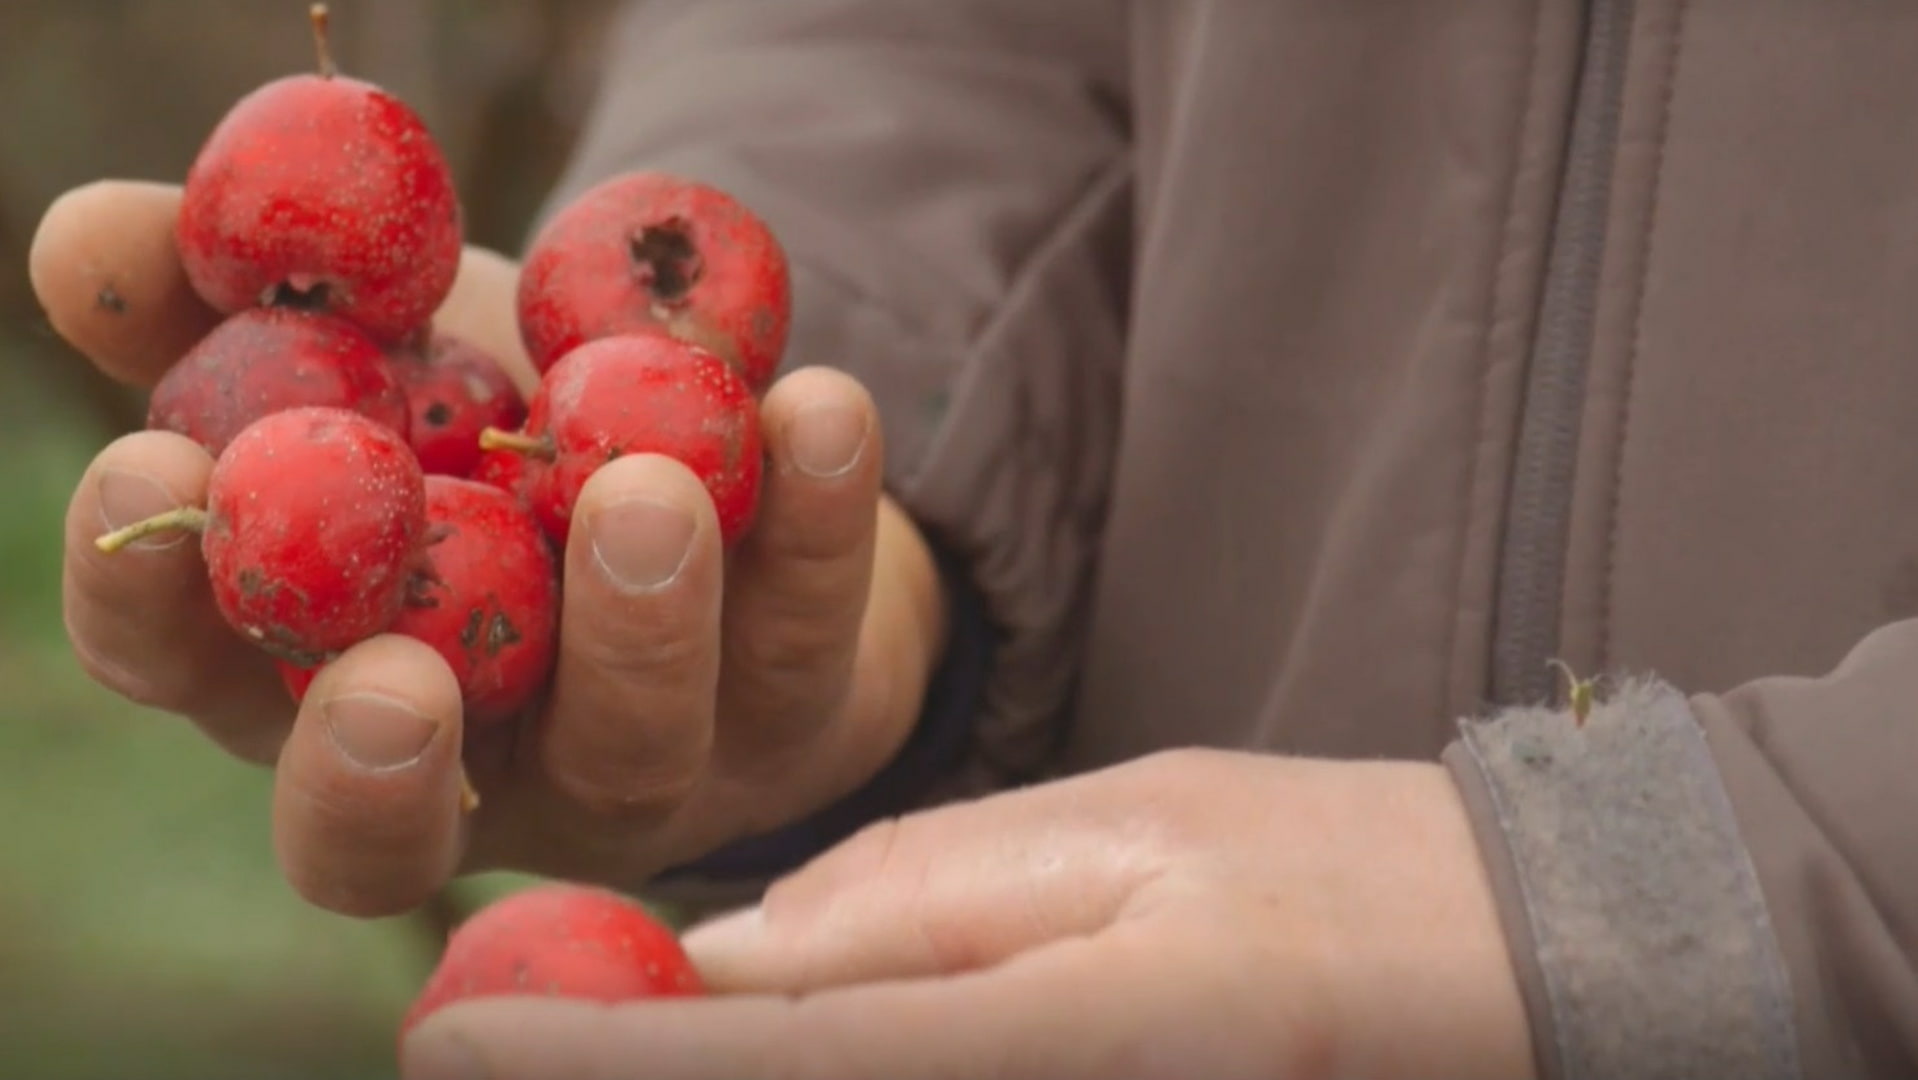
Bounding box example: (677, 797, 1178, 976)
(1447, 676, 1802, 1080)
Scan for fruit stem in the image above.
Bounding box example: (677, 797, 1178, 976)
(310, 3, 337, 79)
(478, 428, 557, 460)
(94, 507, 210, 553)
(458, 765, 482, 814)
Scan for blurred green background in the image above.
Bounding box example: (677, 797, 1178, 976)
(1, 2, 622, 1076)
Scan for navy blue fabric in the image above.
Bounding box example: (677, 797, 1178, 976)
(652, 540, 994, 883)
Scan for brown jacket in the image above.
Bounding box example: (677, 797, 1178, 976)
(545, 2, 1918, 1076)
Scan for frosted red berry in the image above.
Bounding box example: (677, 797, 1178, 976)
(481, 332, 764, 552)
(147, 306, 408, 456)
(392, 477, 558, 724)
(96, 406, 430, 669)
(516, 171, 791, 390)
(391, 332, 527, 478)
(174, 9, 462, 342)
(399, 883, 702, 1043)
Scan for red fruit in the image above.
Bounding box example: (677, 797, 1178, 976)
(479, 333, 763, 552)
(276, 479, 557, 725)
(395, 477, 557, 724)
(174, 5, 462, 342)
(390, 332, 527, 477)
(470, 446, 533, 501)
(400, 883, 702, 1040)
(277, 659, 319, 702)
(147, 306, 408, 456)
(516, 171, 791, 390)
(96, 406, 428, 666)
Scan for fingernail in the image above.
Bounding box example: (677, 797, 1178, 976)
(590, 497, 696, 593)
(402, 1026, 490, 1080)
(324, 693, 437, 772)
(681, 905, 764, 961)
(788, 401, 869, 478)
(96, 468, 188, 550)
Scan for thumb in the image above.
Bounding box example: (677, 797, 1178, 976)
(679, 782, 1169, 992)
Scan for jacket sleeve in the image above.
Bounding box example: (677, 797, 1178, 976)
(1442, 619, 1918, 1080)
(532, 0, 1134, 889)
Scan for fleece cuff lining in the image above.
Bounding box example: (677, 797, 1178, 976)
(1442, 676, 1802, 1080)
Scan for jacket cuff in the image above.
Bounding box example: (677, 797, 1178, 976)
(1440, 677, 1802, 1080)
(644, 537, 994, 900)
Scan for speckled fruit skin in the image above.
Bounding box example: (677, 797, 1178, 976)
(393, 477, 557, 724)
(391, 332, 527, 478)
(175, 72, 463, 343)
(470, 446, 533, 501)
(206, 407, 428, 666)
(399, 883, 703, 1042)
(275, 477, 558, 721)
(516, 171, 791, 391)
(147, 306, 408, 456)
(518, 333, 764, 552)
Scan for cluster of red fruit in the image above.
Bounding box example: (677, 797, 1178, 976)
(96, 6, 786, 752)
(92, 5, 770, 1032)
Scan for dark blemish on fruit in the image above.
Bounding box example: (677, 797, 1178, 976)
(259, 623, 330, 669)
(629, 217, 702, 304)
(266, 279, 334, 312)
(423, 401, 453, 427)
(96, 286, 127, 314)
(405, 575, 443, 609)
(237, 566, 266, 596)
(483, 611, 521, 656)
(459, 607, 484, 651)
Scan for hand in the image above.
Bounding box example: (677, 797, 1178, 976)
(36, 180, 950, 916)
(399, 749, 1538, 1080)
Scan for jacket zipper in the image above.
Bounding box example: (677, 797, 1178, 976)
(1490, 0, 1636, 706)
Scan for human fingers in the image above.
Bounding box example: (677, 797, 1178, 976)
(536, 452, 724, 817)
(401, 922, 1289, 1080)
(62, 430, 291, 763)
(271, 633, 469, 918)
(676, 779, 1172, 993)
(712, 366, 888, 771)
(28, 180, 221, 387)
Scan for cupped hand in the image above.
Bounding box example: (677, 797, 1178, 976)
(399, 749, 1538, 1080)
(35, 179, 950, 916)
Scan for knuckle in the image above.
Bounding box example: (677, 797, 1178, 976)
(276, 786, 443, 918)
(281, 856, 420, 920)
(571, 599, 710, 684)
(65, 628, 187, 713)
(753, 502, 864, 564)
(547, 737, 708, 822)
(725, 613, 845, 688)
